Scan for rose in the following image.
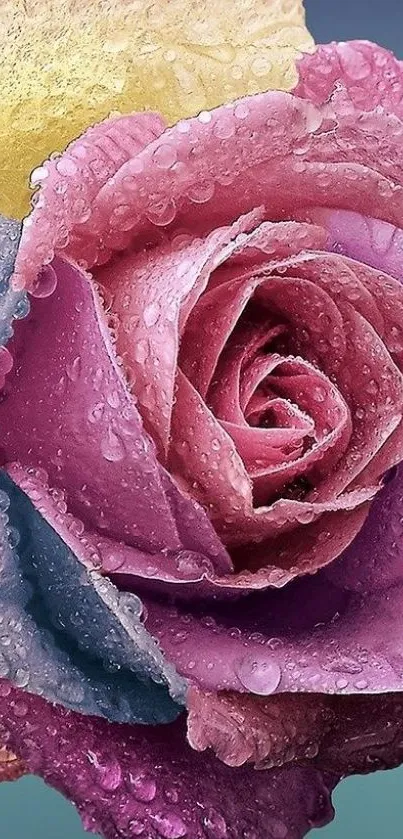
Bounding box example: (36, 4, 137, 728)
(8, 38, 403, 592)
(1, 37, 403, 839)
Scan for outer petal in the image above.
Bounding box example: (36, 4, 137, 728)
(15, 111, 167, 289)
(0, 468, 185, 723)
(0, 0, 313, 218)
(144, 565, 403, 696)
(14, 85, 403, 292)
(187, 687, 403, 777)
(0, 255, 231, 575)
(187, 687, 330, 768)
(0, 682, 337, 839)
(295, 40, 403, 118)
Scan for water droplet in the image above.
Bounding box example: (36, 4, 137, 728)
(14, 295, 30, 320)
(14, 668, 30, 688)
(0, 491, 9, 513)
(130, 773, 157, 802)
(134, 339, 149, 364)
(143, 302, 161, 327)
(154, 144, 178, 169)
(107, 391, 120, 409)
(164, 786, 179, 804)
(0, 656, 10, 678)
(267, 819, 288, 839)
(101, 427, 125, 462)
(12, 701, 28, 717)
(66, 356, 81, 382)
(187, 181, 215, 204)
(32, 265, 58, 298)
(235, 654, 281, 695)
(129, 819, 146, 836)
(88, 402, 104, 424)
(88, 752, 122, 791)
(30, 166, 49, 185)
(152, 813, 187, 838)
(198, 111, 212, 124)
(203, 809, 227, 839)
(7, 527, 20, 549)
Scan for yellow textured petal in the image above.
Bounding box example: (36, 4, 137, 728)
(0, 0, 313, 219)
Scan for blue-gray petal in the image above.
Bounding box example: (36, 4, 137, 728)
(0, 217, 29, 343)
(0, 470, 186, 724)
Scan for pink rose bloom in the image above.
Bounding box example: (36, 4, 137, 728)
(1, 40, 403, 839)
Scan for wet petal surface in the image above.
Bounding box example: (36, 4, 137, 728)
(0, 682, 337, 839)
(0, 469, 184, 723)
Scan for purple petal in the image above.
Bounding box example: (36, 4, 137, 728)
(0, 682, 337, 839)
(145, 565, 403, 695)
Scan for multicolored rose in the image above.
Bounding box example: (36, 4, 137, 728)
(1, 3, 403, 838)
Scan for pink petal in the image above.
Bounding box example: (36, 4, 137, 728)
(180, 273, 262, 400)
(207, 320, 287, 425)
(1, 257, 180, 551)
(0, 257, 232, 577)
(13, 112, 166, 292)
(169, 370, 374, 558)
(95, 212, 260, 458)
(187, 687, 330, 768)
(187, 687, 403, 776)
(15, 83, 403, 293)
(295, 40, 403, 118)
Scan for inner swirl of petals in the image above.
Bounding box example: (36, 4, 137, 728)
(181, 274, 352, 513)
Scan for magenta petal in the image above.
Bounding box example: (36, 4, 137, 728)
(145, 561, 403, 695)
(0, 682, 337, 839)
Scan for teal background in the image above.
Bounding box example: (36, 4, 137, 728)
(1, 0, 403, 836)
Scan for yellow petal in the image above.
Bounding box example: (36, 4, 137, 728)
(0, 0, 313, 219)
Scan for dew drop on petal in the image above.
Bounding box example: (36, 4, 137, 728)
(143, 302, 161, 327)
(32, 264, 58, 298)
(88, 752, 122, 791)
(203, 808, 227, 839)
(101, 427, 125, 462)
(152, 813, 188, 839)
(130, 773, 157, 802)
(234, 654, 281, 695)
(129, 819, 146, 836)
